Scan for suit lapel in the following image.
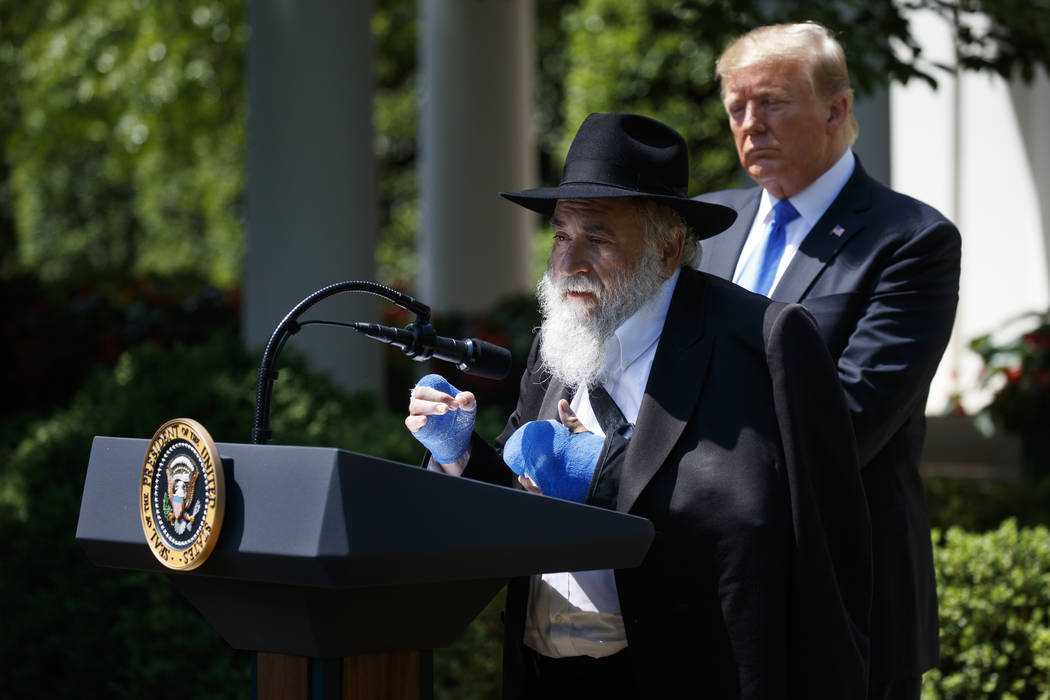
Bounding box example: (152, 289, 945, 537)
(617, 269, 713, 514)
(538, 378, 572, 420)
(699, 188, 760, 279)
(772, 162, 874, 303)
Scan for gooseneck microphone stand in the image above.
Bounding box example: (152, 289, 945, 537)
(250, 281, 431, 445)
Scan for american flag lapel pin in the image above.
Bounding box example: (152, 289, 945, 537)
(831, 225, 845, 237)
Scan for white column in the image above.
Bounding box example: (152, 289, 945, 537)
(890, 9, 959, 412)
(243, 0, 381, 394)
(419, 0, 537, 313)
(1008, 67, 1050, 301)
(891, 10, 1050, 412)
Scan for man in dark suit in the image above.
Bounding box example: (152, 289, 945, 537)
(695, 22, 962, 699)
(406, 112, 872, 698)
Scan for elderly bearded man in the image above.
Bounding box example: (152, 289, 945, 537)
(406, 113, 872, 699)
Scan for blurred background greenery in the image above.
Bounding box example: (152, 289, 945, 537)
(3, 0, 1050, 698)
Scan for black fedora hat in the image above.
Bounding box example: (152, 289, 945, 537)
(501, 113, 736, 239)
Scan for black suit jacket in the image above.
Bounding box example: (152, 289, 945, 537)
(463, 268, 872, 699)
(696, 158, 961, 679)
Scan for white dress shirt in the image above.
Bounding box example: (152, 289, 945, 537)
(732, 149, 856, 294)
(523, 268, 680, 659)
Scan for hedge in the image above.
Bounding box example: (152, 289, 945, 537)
(925, 475, 1050, 533)
(923, 520, 1050, 699)
(0, 331, 503, 699)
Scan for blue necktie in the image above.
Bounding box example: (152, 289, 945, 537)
(751, 199, 800, 297)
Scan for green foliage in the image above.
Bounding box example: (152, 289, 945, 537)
(373, 0, 420, 289)
(6, 0, 1050, 292)
(968, 311, 1050, 435)
(970, 312, 1050, 420)
(924, 520, 1050, 699)
(955, 309, 1050, 479)
(553, 0, 993, 196)
(2, 0, 246, 286)
(558, 0, 743, 194)
(0, 330, 510, 696)
(0, 334, 257, 698)
(0, 272, 241, 419)
(949, 0, 1050, 82)
(925, 475, 1050, 533)
(552, 0, 1050, 201)
(435, 590, 505, 700)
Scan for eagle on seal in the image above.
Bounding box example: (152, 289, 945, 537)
(166, 455, 198, 525)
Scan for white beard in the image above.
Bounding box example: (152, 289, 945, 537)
(536, 247, 668, 390)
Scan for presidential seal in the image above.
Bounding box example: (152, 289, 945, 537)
(140, 418, 225, 571)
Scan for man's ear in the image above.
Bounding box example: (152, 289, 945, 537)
(826, 93, 850, 134)
(662, 228, 686, 272)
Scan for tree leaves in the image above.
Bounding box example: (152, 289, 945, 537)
(3, 0, 246, 286)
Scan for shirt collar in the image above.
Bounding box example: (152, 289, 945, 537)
(604, 267, 680, 376)
(758, 148, 856, 228)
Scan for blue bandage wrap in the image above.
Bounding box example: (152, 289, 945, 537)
(502, 419, 605, 502)
(411, 374, 475, 464)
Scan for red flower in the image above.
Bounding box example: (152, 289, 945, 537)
(1022, 330, 1050, 349)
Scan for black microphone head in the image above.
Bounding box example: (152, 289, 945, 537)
(464, 338, 513, 380)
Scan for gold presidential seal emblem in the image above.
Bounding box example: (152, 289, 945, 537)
(140, 418, 225, 570)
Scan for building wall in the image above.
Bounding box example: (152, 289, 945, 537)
(890, 9, 1050, 412)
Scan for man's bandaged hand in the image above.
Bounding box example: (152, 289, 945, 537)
(502, 419, 604, 502)
(406, 374, 476, 465)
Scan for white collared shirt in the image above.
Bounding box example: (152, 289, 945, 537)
(523, 268, 680, 659)
(732, 149, 856, 294)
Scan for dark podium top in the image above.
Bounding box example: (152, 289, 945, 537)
(76, 437, 654, 658)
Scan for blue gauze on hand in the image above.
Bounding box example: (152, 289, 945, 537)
(502, 419, 605, 503)
(411, 374, 476, 464)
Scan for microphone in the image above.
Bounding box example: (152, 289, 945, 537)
(351, 322, 512, 380)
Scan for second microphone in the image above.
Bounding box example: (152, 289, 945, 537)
(351, 322, 512, 380)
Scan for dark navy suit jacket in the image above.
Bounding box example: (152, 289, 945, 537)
(696, 158, 961, 679)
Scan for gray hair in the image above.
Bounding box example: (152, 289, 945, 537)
(638, 200, 699, 268)
(716, 22, 858, 146)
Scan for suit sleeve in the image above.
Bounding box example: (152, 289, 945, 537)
(765, 302, 873, 697)
(837, 218, 960, 466)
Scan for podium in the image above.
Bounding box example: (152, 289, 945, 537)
(76, 436, 654, 698)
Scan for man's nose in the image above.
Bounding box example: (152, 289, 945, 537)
(557, 238, 592, 276)
(742, 103, 764, 133)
